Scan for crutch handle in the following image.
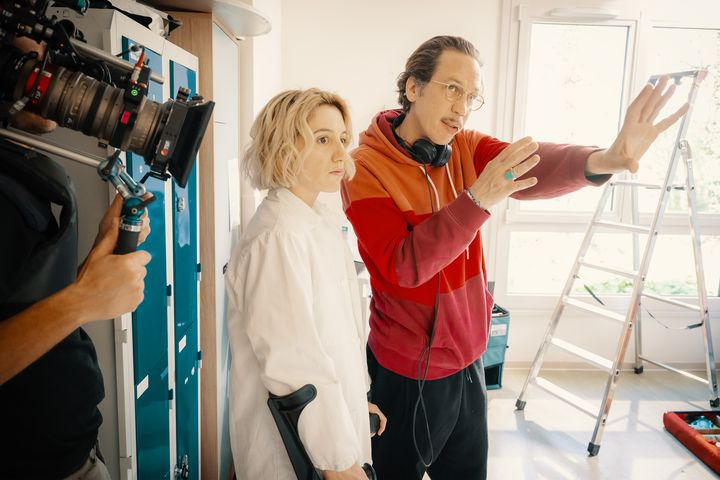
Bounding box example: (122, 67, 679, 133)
(362, 463, 377, 480)
(369, 413, 380, 435)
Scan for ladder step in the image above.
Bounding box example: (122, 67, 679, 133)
(563, 297, 626, 323)
(534, 376, 597, 417)
(610, 180, 685, 190)
(642, 292, 701, 312)
(610, 180, 662, 189)
(550, 338, 613, 371)
(593, 220, 651, 234)
(579, 261, 638, 279)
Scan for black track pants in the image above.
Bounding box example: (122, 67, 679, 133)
(367, 347, 488, 480)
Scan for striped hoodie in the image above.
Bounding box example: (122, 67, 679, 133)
(341, 109, 606, 380)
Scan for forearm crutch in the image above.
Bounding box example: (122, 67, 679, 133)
(267, 384, 377, 480)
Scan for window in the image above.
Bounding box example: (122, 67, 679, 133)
(516, 22, 629, 216)
(508, 231, 720, 297)
(494, 2, 720, 310)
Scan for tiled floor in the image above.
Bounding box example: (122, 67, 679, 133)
(485, 368, 718, 479)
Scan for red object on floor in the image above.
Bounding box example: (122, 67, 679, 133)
(663, 411, 720, 474)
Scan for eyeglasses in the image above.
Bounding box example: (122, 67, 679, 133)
(430, 80, 485, 111)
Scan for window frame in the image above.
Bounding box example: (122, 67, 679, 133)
(491, 0, 720, 313)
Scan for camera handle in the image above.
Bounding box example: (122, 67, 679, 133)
(97, 149, 155, 254)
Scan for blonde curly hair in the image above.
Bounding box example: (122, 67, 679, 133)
(243, 88, 354, 190)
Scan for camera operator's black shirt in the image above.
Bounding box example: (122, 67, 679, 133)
(0, 170, 104, 479)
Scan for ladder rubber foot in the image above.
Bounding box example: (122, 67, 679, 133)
(711, 398, 720, 408)
(634, 366, 644, 374)
(587, 442, 601, 456)
(515, 399, 526, 410)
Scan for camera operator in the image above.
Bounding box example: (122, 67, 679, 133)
(0, 33, 151, 479)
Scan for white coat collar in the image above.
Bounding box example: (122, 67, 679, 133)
(268, 188, 324, 224)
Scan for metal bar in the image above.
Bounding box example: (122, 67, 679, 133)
(593, 220, 651, 234)
(579, 261, 637, 279)
(648, 69, 704, 85)
(588, 308, 633, 453)
(632, 167, 644, 373)
(611, 180, 662, 189)
(610, 180, 686, 190)
(641, 292, 701, 312)
(681, 136, 720, 404)
(638, 356, 709, 385)
(70, 38, 165, 84)
(0, 127, 102, 167)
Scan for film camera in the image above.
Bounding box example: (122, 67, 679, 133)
(0, 0, 214, 189)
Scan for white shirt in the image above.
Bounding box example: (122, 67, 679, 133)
(226, 188, 371, 479)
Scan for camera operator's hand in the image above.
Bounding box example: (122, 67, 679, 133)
(96, 194, 152, 247)
(0, 36, 57, 134)
(72, 214, 151, 324)
(467, 136, 540, 210)
(0, 105, 57, 134)
(322, 463, 369, 480)
(0, 203, 151, 385)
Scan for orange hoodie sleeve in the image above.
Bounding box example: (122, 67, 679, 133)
(472, 135, 608, 198)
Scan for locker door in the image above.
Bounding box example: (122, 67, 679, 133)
(122, 38, 171, 479)
(170, 60, 200, 480)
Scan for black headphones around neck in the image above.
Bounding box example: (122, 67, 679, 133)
(392, 114, 452, 168)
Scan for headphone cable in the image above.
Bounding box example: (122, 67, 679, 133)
(411, 164, 443, 468)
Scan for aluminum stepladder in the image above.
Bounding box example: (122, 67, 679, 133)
(515, 69, 719, 456)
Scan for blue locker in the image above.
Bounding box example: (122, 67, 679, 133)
(122, 38, 171, 479)
(174, 322, 199, 479)
(170, 60, 200, 480)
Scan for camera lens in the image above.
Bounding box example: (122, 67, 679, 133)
(1, 46, 212, 186)
(14, 56, 168, 160)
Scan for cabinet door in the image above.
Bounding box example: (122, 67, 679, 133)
(170, 60, 200, 480)
(123, 37, 172, 480)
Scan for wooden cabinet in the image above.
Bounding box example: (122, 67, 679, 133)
(166, 13, 240, 480)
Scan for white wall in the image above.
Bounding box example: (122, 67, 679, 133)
(211, 22, 241, 480)
(281, 0, 502, 137)
(239, 0, 284, 214)
(251, 0, 284, 115)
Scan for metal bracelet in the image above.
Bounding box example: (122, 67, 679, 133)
(466, 188, 484, 210)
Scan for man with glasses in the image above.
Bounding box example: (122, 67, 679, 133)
(341, 35, 685, 479)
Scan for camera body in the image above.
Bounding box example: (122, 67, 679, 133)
(0, 0, 214, 187)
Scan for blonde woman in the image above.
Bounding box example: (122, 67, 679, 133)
(226, 89, 386, 480)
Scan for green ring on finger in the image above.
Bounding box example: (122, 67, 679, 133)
(504, 170, 515, 181)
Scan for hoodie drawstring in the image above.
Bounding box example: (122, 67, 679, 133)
(418, 165, 441, 211)
(445, 164, 459, 200)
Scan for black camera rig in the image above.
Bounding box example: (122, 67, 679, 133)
(0, 0, 215, 252)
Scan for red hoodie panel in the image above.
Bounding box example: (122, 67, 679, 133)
(342, 109, 606, 379)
